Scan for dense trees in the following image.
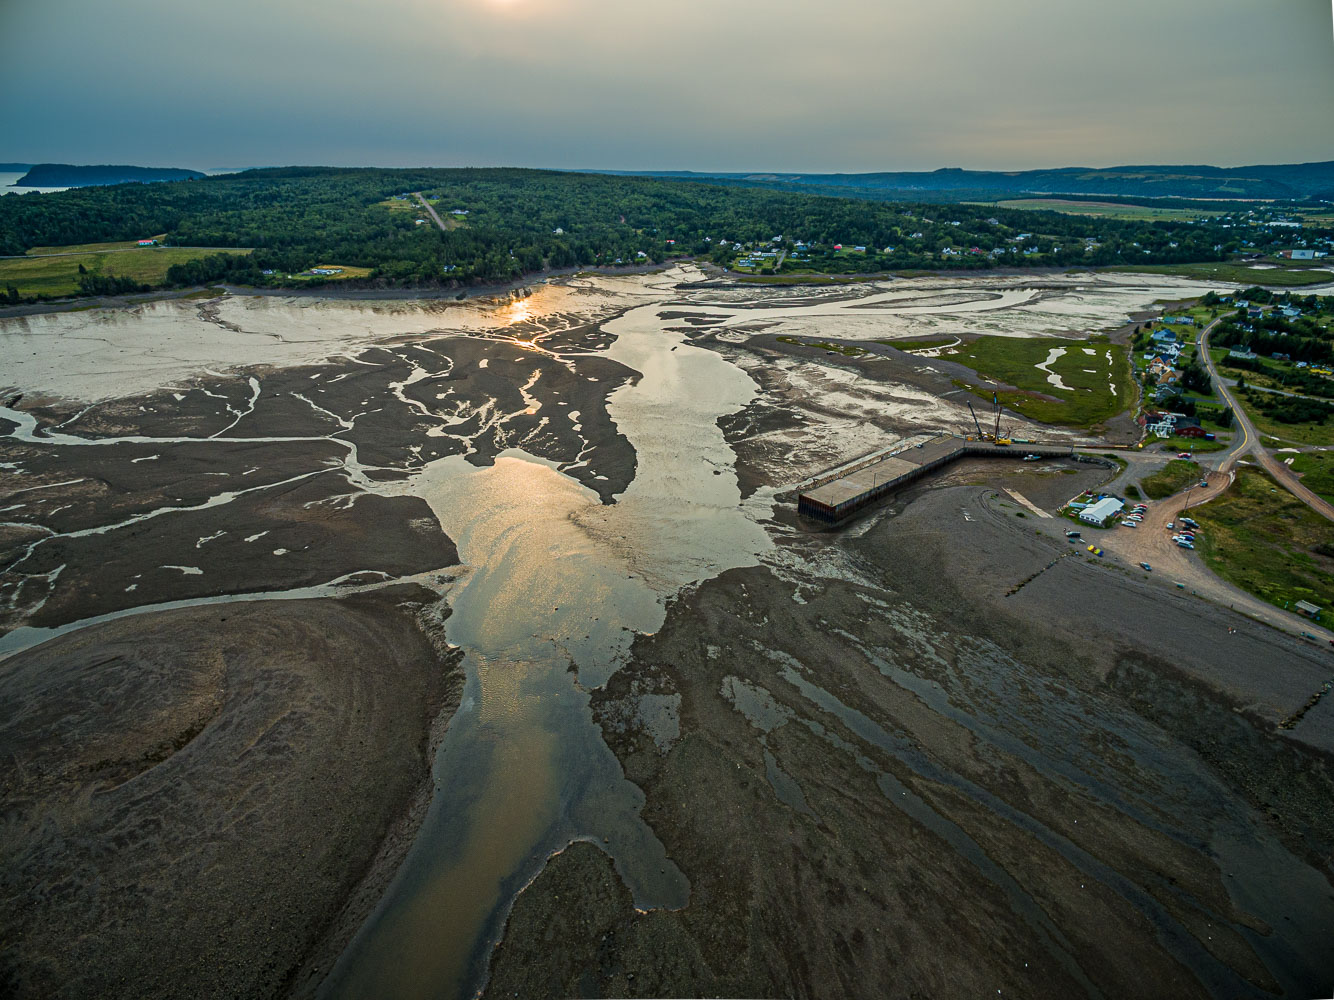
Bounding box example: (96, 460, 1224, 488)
(0, 167, 1325, 296)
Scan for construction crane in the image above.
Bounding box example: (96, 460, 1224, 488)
(966, 401, 985, 439)
(993, 393, 1010, 445)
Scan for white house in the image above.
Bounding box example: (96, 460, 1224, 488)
(1079, 496, 1125, 527)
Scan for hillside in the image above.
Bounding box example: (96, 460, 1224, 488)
(15, 164, 206, 188)
(0, 165, 1325, 301)
(604, 160, 1334, 203)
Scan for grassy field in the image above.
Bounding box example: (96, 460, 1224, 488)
(975, 199, 1214, 222)
(1140, 459, 1204, 499)
(776, 336, 866, 356)
(876, 337, 958, 352)
(1110, 261, 1332, 286)
(1235, 394, 1334, 447)
(948, 335, 1129, 427)
(26, 236, 167, 255)
(1286, 451, 1334, 506)
(1154, 435, 1228, 453)
(290, 264, 373, 281)
(1192, 467, 1334, 614)
(0, 245, 252, 297)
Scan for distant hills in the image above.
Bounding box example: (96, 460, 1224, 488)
(598, 161, 1334, 203)
(14, 164, 205, 188)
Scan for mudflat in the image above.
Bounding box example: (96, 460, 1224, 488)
(0, 589, 461, 1000)
(487, 475, 1334, 999)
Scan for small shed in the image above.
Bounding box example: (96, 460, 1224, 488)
(1295, 600, 1321, 619)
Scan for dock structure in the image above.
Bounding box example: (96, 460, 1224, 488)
(797, 436, 1074, 523)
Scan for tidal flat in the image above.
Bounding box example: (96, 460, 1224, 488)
(1, 267, 1331, 999)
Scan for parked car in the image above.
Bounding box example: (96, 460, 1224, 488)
(1166, 522, 1174, 529)
(1140, 562, 1152, 571)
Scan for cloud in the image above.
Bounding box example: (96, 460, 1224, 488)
(2, 0, 1331, 170)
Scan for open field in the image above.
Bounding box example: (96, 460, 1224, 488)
(1237, 393, 1334, 447)
(1153, 435, 1229, 453)
(950, 335, 1128, 427)
(1110, 261, 1333, 286)
(1140, 458, 1203, 499)
(1193, 466, 1334, 614)
(1287, 451, 1334, 506)
(975, 199, 1215, 222)
(26, 236, 167, 255)
(0, 245, 252, 297)
(291, 263, 374, 281)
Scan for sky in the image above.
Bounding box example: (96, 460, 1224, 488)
(3, 0, 1333, 173)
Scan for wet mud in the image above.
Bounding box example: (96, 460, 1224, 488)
(4, 268, 1329, 1000)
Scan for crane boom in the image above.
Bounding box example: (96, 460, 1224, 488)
(966, 401, 984, 438)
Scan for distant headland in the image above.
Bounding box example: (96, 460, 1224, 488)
(14, 163, 205, 187)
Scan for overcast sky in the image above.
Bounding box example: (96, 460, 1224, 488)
(3, 0, 1332, 172)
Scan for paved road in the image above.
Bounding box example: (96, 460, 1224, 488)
(413, 192, 448, 233)
(1082, 467, 1334, 643)
(1198, 318, 1334, 520)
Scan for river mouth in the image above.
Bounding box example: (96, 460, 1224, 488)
(4, 267, 1331, 1000)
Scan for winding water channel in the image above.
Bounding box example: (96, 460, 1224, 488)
(322, 298, 773, 998)
(5, 268, 1331, 999)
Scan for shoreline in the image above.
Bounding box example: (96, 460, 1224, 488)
(4, 258, 1322, 323)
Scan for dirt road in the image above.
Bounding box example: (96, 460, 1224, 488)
(1091, 466, 1334, 642)
(413, 191, 449, 233)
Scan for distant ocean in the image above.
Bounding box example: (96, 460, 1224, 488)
(0, 171, 70, 195)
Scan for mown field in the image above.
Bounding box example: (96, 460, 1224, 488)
(0, 244, 252, 297)
(948, 335, 1129, 427)
(1287, 451, 1334, 505)
(1110, 261, 1332, 286)
(978, 199, 1214, 222)
(1140, 459, 1204, 499)
(1193, 467, 1334, 614)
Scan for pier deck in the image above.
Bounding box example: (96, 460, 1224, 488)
(798, 436, 1074, 522)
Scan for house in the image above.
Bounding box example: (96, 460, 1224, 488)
(1079, 496, 1125, 527)
(450, 209, 468, 215)
(1291, 249, 1316, 260)
(1151, 330, 1178, 345)
(1177, 425, 1213, 439)
(1162, 315, 1194, 325)
(553, 227, 565, 235)
(1228, 347, 1258, 361)
(1148, 357, 1177, 380)
(1272, 352, 1291, 361)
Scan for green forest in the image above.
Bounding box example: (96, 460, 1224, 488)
(0, 167, 1327, 299)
